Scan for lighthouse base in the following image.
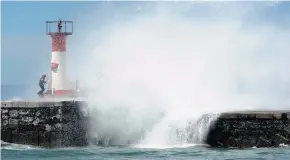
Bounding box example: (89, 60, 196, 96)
(45, 89, 73, 95)
(42, 89, 83, 100)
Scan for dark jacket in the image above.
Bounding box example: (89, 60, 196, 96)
(39, 76, 46, 86)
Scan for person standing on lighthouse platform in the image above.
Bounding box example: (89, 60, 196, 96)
(58, 19, 62, 32)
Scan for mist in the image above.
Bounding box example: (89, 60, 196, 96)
(67, 2, 290, 147)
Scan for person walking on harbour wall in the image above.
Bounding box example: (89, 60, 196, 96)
(38, 73, 47, 97)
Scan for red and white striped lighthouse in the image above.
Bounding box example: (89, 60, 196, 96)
(45, 19, 74, 97)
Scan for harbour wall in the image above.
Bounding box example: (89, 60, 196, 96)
(1, 100, 90, 148)
(2, 100, 290, 149)
(206, 111, 290, 148)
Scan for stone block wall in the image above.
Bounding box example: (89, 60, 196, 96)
(1, 100, 89, 148)
(206, 111, 290, 148)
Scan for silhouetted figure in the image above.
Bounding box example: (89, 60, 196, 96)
(58, 19, 62, 32)
(38, 74, 47, 97)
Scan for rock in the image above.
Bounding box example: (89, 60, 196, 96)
(284, 128, 290, 135)
(9, 110, 18, 118)
(217, 141, 224, 147)
(9, 119, 19, 128)
(19, 110, 30, 115)
(20, 117, 34, 124)
(256, 137, 271, 148)
(53, 123, 62, 131)
(45, 124, 52, 132)
(1, 109, 8, 114)
(2, 115, 8, 120)
(2, 120, 8, 126)
(55, 114, 61, 119)
(240, 137, 256, 148)
(228, 137, 239, 148)
(273, 134, 289, 147)
(35, 111, 41, 117)
(32, 118, 40, 126)
(11, 131, 39, 146)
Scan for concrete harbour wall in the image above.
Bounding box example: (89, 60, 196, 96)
(206, 111, 290, 148)
(1, 100, 89, 148)
(2, 100, 290, 149)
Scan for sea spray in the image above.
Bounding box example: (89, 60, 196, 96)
(86, 101, 165, 146)
(136, 112, 221, 148)
(68, 2, 290, 147)
(186, 113, 221, 144)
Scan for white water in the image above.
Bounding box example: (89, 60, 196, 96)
(1, 141, 41, 150)
(68, 2, 290, 148)
(135, 113, 220, 148)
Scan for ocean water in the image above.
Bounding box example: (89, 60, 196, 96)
(1, 85, 37, 101)
(1, 85, 25, 101)
(2, 143, 290, 160)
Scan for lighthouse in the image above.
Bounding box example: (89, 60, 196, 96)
(44, 19, 74, 98)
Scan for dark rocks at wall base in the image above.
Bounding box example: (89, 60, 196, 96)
(206, 111, 290, 148)
(1, 100, 90, 148)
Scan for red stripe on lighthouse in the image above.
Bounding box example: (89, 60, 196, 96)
(45, 90, 74, 96)
(54, 90, 73, 96)
(51, 34, 67, 52)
